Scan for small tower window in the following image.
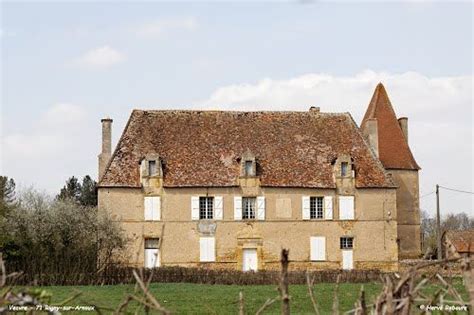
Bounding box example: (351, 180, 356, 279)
(149, 160, 158, 176)
(341, 162, 348, 177)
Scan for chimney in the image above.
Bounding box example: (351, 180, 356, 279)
(362, 118, 379, 157)
(98, 117, 113, 180)
(398, 117, 408, 143)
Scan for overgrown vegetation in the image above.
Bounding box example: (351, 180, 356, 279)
(0, 186, 128, 277)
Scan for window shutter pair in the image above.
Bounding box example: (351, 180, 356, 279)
(339, 196, 355, 220)
(301, 196, 333, 220)
(199, 237, 215, 262)
(144, 196, 161, 220)
(234, 196, 265, 220)
(310, 236, 326, 261)
(191, 196, 223, 220)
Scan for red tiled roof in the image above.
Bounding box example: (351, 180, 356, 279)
(99, 110, 395, 188)
(445, 230, 474, 254)
(361, 83, 420, 170)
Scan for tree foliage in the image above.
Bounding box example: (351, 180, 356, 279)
(1, 188, 128, 275)
(421, 211, 474, 258)
(0, 176, 16, 216)
(57, 175, 97, 206)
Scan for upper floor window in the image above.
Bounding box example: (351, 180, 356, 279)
(149, 160, 158, 176)
(199, 197, 214, 219)
(340, 237, 354, 249)
(341, 162, 348, 177)
(244, 161, 254, 176)
(310, 197, 324, 219)
(242, 197, 256, 219)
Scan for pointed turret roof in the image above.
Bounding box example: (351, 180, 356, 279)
(361, 83, 420, 170)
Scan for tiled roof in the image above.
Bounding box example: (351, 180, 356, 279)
(361, 83, 420, 170)
(445, 230, 474, 254)
(99, 110, 395, 188)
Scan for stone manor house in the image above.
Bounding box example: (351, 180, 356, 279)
(98, 84, 421, 272)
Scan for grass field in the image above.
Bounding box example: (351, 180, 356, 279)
(26, 278, 468, 314)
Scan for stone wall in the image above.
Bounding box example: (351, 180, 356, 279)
(98, 186, 399, 271)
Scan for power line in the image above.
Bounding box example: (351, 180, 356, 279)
(439, 185, 474, 195)
(420, 191, 435, 199)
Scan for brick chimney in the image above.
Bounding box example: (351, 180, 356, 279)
(98, 117, 113, 180)
(362, 118, 379, 157)
(398, 117, 408, 143)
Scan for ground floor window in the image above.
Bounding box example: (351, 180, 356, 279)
(145, 238, 160, 268)
(340, 237, 354, 249)
(200, 237, 216, 262)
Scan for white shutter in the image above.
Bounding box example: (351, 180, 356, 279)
(200, 237, 215, 262)
(310, 236, 326, 261)
(234, 196, 242, 220)
(214, 196, 223, 220)
(144, 197, 153, 220)
(324, 196, 333, 220)
(302, 196, 310, 220)
(257, 196, 265, 220)
(339, 196, 355, 220)
(191, 196, 200, 220)
(152, 197, 161, 220)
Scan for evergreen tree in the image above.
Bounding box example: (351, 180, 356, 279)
(57, 176, 82, 203)
(0, 176, 16, 216)
(57, 175, 97, 206)
(80, 175, 98, 206)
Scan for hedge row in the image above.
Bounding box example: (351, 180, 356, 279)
(9, 265, 389, 286)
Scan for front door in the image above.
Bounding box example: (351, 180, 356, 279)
(145, 248, 160, 268)
(242, 248, 258, 271)
(342, 250, 353, 270)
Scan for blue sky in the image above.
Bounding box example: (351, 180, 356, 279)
(1, 1, 472, 216)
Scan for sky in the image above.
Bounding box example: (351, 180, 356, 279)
(1, 1, 472, 218)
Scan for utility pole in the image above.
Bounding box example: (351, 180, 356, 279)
(436, 184, 442, 260)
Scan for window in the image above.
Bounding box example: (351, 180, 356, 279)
(199, 197, 214, 219)
(145, 238, 160, 249)
(145, 238, 160, 268)
(310, 236, 326, 261)
(341, 162, 348, 177)
(144, 196, 161, 221)
(339, 196, 355, 220)
(244, 161, 254, 176)
(149, 160, 158, 176)
(310, 197, 324, 219)
(200, 237, 215, 262)
(242, 197, 256, 219)
(340, 237, 354, 249)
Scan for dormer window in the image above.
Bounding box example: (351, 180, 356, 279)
(240, 150, 257, 177)
(140, 154, 162, 179)
(244, 161, 254, 176)
(149, 160, 158, 176)
(341, 162, 348, 177)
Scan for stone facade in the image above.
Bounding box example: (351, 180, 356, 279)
(97, 84, 421, 271)
(98, 186, 399, 271)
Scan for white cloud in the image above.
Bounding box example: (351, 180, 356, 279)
(135, 17, 197, 39)
(41, 103, 86, 127)
(199, 70, 473, 215)
(77, 46, 125, 68)
(2, 103, 87, 160)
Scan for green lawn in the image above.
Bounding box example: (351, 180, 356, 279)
(19, 279, 469, 314)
